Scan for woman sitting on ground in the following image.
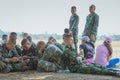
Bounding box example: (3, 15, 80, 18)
(94, 37, 120, 68)
(78, 36, 95, 64)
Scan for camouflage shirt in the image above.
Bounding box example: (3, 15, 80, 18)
(0, 44, 19, 63)
(41, 44, 63, 69)
(69, 14, 79, 34)
(83, 13, 99, 42)
(22, 46, 37, 58)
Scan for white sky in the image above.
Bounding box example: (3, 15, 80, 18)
(0, 0, 120, 35)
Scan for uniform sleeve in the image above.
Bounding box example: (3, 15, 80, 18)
(13, 48, 20, 57)
(41, 48, 51, 61)
(70, 15, 79, 30)
(92, 15, 99, 35)
(83, 16, 88, 35)
(36, 50, 43, 59)
(0, 52, 10, 63)
(79, 44, 85, 50)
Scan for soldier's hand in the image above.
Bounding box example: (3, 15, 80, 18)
(76, 53, 80, 57)
(22, 55, 30, 59)
(10, 57, 18, 62)
(90, 34, 95, 41)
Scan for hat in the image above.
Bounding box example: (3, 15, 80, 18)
(104, 37, 112, 44)
(81, 36, 90, 42)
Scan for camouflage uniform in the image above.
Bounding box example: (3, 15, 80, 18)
(61, 45, 120, 77)
(15, 45, 22, 56)
(37, 44, 64, 72)
(0, 45, 26, 72)
(69, 14, 79, 52)
(54, 43, 65, 51)
(83, 13, 99, 43)
(31, 41, 36, 48)
(22, 46, 38, 70)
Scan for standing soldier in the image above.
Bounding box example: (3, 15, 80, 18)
(69, 6, 79, 52)
(83, 5, 99, 43)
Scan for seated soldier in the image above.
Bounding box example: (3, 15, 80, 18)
(37, 41, 64, 72)
(47, 36, 57, 45)
(0, 40, 27, 73)
(27, 36, 36, 48)
(47, 36, 65, 51)
(62, 28, 72, 45)
(9, 32, 22, 56)
(22, 33, 29, 39)
(36, 41, 45, 59)
(61, 34, 120, 77)
(21, 39, 38, 70)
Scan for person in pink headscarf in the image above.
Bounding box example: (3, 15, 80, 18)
(94, 37, 120, 68)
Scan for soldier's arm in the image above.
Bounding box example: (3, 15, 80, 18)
(13, 48, 20, 57)
(83, 16, 88, 36)
(70, 16, 79, 30)
(78, 45, 85, 58)
(92, 15, 99, 35)
(0, 47, 11, 63)
(37, 51, 43, 59)
(0, 52, 13, 63)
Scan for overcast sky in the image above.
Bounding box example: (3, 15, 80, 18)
(0, 0, 120, 35)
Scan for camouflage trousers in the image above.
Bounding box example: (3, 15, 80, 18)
(73, 33, 78, 52)
(69, 63, 118, 76)
(0, 61, 6, 71)
(37, 60, 58, 72)
(0, 61, 27, 73)
(61, 50, 120, 77)
(23, 58, 38, 70)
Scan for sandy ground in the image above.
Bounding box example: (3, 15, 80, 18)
(0, 71, 120, 80)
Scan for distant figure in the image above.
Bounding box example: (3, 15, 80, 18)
(9, 32, 22, 56)
(0, 34, 8, 45)
(47, 36, 57, 45)
(9, 32, 17, 44)
(62, 28, 72, 45)
(27, 36, 36, 48)
(83, 5, 99, 43)
(64, 28, 72, 35)
(22, 33, 29, 39)
(94, 37, 120, 68)
(69, 6, 79, 52)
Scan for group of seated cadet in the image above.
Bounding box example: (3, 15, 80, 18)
(0, 40, 28, 72)
(0, 31, 120, 77)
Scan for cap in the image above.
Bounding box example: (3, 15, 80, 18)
(81, 36, 90, 42)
